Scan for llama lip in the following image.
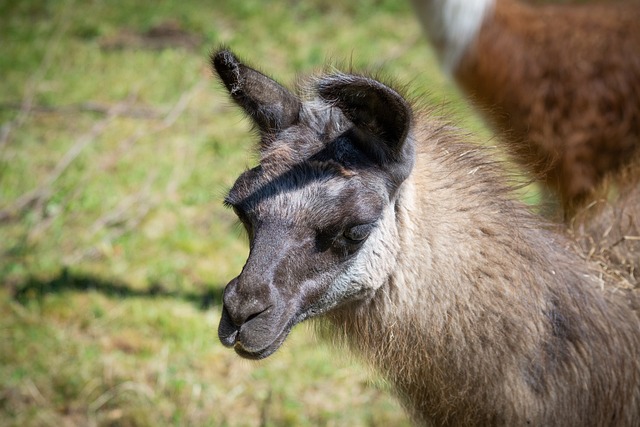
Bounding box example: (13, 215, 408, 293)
(233, 319, 295, 360)
(233, 341, 279, 360)
(218, 306, 240, 348)
(218, 303, 302, 360)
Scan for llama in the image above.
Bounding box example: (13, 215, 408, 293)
(410, 0, 640, 214)
(212, 48, 640, 426)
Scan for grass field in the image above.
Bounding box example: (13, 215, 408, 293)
(0, 0, 494, 425)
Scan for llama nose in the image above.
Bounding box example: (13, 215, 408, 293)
(222, 277, 272, 327)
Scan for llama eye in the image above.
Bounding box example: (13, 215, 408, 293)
(232, 206, 245, 222)
(343, 223, 375, 243)
(231, 205, 253, 236)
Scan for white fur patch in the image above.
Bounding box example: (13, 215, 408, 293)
(309, 201, 400, 316)
(410, 0, 494, 73)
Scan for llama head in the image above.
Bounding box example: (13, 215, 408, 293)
(213, 49, 414, 359)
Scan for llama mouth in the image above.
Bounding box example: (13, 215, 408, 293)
(219, 306, 301, 360)
(233, 325, 293, 360)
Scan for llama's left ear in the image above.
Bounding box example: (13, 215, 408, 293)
(212, 49, 301, 134)
(317, 75, 414, 183)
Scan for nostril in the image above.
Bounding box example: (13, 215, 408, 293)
(223, 280, 274, 326)
(227, 302, 271, 327)
(245, 305, 271, 323)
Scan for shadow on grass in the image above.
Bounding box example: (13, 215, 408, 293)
(11, 268, 224, 310)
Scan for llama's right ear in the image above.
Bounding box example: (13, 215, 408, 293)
(212, 49, 301, 134)
(317, 74, 414, 184)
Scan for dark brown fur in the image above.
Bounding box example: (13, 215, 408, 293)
(450, 0, 640, 214)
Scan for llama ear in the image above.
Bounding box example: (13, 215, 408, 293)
(317, 75, 414, 183)
(212, 49, 301, 133)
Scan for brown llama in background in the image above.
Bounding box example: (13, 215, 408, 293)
(410, 0, 640, 215)
(212, 48, 640, 426)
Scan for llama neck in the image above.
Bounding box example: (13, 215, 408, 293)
(410, 0, 495, 73)
(328, 123, 640, 425)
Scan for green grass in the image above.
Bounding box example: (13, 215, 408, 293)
(0, 0, 491, 425)
(1, 286, 407, 426)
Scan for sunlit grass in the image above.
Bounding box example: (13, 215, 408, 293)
(1, 288, 410, 426)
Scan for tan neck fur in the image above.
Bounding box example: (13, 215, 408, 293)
(328, 117, 640, 426)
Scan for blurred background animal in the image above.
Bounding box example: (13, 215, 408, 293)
(410, 0, 640, 216)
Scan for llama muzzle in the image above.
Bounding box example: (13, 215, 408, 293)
(218, 276, 297, 360)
